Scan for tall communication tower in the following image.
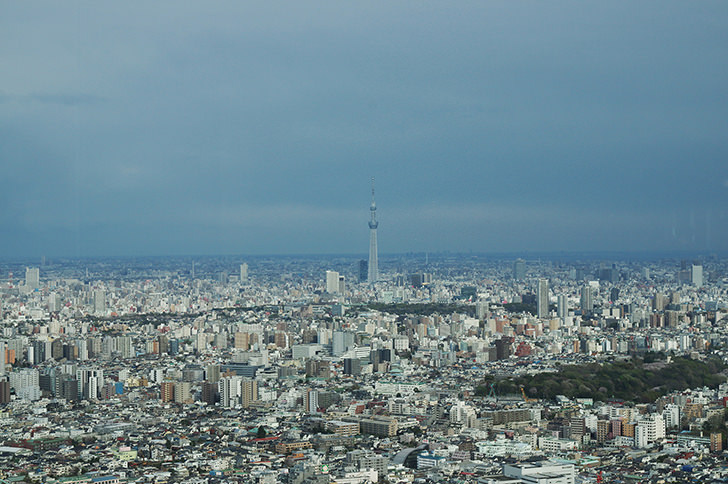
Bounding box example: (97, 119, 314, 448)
(368, 178, 379, 283)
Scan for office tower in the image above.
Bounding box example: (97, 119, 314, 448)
(691, 264, 703, 287)
(557, 294, 568, 318)
(581, 285, 593, 313)
(513, 259, 526, 280)
(537, 279, 549, 318)
(326, 271, 340, 294)
(338, 274, 346, 294)
(343, 358, 362, 375)
(332, 330, 355, 356)
(25, 267, 40, 290)
(410, 273, 433, 287)
(359, 259, 368, 283)
(240, 263, 249, 284)
(368, 178, 379, 283)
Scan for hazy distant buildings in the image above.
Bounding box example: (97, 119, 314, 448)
(240, 263, 249, 284)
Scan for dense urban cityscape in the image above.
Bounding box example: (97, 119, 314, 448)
(1, 249, 727, 483)
(4, 2, 728, 483)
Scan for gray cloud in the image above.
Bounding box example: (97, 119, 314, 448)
(1, 1, 727, 256)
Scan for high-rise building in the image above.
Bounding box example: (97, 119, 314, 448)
(206, 364, 220, 383)
(240, 263, 249, 284)
(537, 279, 549, 318)
(161, 381, 175, 402)
(711, 432, 723, 452)
(0, 380, 10, 404)
(93, 289, 105, 314)
(25, 267, 40, 290)
(48, 292, 61, 312)
(219, 376, 258, 408)
(201, 381, 218, 405)
(513, 259, 526, 280)
(358, 259, 368, 283)
(557, 294, 568, 318)
(326, 271, 340, 294)
(304, 389, 319, 413)
(691, 264, 703, 287)
(581, 286, 593, 313)
(368, 178, 379, 283)
(174, 381, 192, 404)
(234, 332, 250, 350)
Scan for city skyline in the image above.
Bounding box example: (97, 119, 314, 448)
(2, 2, 728, 258)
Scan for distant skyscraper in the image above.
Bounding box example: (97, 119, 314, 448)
(240, 263, 249, 284)
(537, 279, 549, 318)
(581, 285, 593, 313)
(557, 294, 568, 318)
(93, 289, 105, 314)
(691, 264, 703, 287)
(368, 179, 379, 283)
(326, 271, 340, 294)
(358, 259, 368, 283)
(513, 259, 526, 280)
(25, 267, 40, 290)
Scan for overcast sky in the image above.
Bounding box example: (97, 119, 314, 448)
(2, 1, 727, 257)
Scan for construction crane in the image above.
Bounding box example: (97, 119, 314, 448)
(520, 385, 536, 403)
(488, 382, 497, 401)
